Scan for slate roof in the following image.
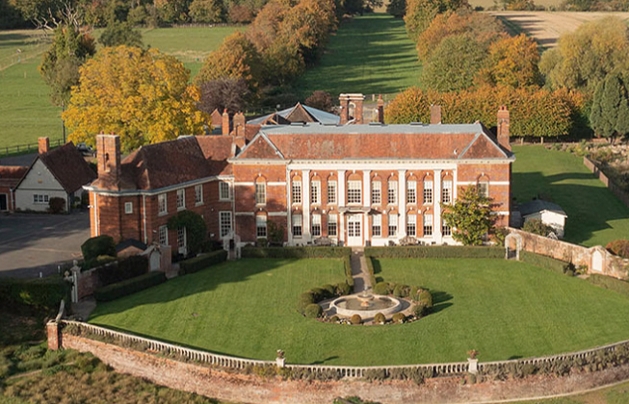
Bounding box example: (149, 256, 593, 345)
(0, 166, 28, 189)
(93, 136, 236, 192)
(248, 103, 340, 125)
(235, 123, 512, 161)
(519, 199, 567, 218)
(34, 143, 97, 193)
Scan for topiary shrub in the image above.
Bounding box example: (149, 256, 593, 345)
(329, 315, 340, 323)
(393, 283, 410, 298)
(413, 304, 428, 319)
(523, 218, 555, 237)
(322, 284, 336, 297)
(298, 292, 315, 314)
(606, 239, 629, 258)
(373, 312, 386, 324)
(48, 197, 66, 214)
(304, 303, 322, 318)
(392, 312, 406, 323)
(373, 281, 389, 295)
(350, 314, 362, 325)
(81, 235, 116, 263)
(418, 289, 433, 308)
(335, 282, 352, 296)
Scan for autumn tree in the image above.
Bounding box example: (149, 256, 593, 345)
(99, 21, 143, 47)
(189, 0, 226, 23)
(404, 0, 468, 41)
(476, 34, 541, 88)
(63, 45, 208, 151)
(195, 32, 263, 90)
(589, 73, 629, 139)
(540, 17, 629, 96)
(39, 13, 96, 108)
(441, 186, 495, 246)
(198, 77, 251, 114)
(386, 0, 406, 17)
(305, 90, 334, 112)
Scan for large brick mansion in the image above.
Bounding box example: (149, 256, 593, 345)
(86, 94, 514, 254)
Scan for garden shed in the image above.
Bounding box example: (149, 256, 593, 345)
(519, 199, 567, 238)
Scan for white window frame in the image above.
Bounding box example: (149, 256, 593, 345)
(311, 213, 321, 236)
(327, 181, 337, 204)
(388, 214, 398, 237)
(292, 214, 303, 237)
(158, 225, 168, 246)
(195, 184, 203, 205)
(478, 181, 489, 198)
(158, 193, 167, 215)
(255, 182, 266, 205)
(372, 214, 382, 237)
(407, 214, 416, 237)
(219, 181, 232, 201)
(177, 226, 186, 248)
(219, 211, 232, 237)
(442, 180, 453, 204)
(388, 181, 397, 205)
(371, 181, 381, 205)
(124, 202, 133, 214)
(327, 213, 337, 236)
(310, 180, 321, 205)
(423, 180, 433, 204)
(292, 181, 302, 204)
(443, 223, 452, 236)
(347, 180, 361, 204)
(256, 215, 267, 238)
(407, 181, 417, 204)
(176, 189, 185, 210)
(33, 194, 49, 204)
(423, 214, 433, 236)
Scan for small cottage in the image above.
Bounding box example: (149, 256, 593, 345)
(519, 199, 568, 238)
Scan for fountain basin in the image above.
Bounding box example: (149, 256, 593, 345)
(329, 294, 402, 319)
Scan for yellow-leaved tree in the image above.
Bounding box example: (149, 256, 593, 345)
(63, 45, 208, 152)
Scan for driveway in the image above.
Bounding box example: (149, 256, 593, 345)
(0, 212, 90, 278)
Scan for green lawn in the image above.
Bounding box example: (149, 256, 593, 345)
(90, 257, 629, 366)
(296, 13, 421, 98)
(512, 145, 629, 247)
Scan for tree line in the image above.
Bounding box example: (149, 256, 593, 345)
(385, 1, 629, 140)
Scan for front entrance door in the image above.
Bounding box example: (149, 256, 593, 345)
(0, 194, 7, 211)
(347, 214, 362, 246)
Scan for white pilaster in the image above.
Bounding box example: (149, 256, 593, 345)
(363, 170, 371, 208)
(338, 170, 346, 245)
(398, 170, 406, 238)
(302, 170, 311, 242)
(434, 169, 443, 243)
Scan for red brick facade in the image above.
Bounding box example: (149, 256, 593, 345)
(87, 100, 514, 252)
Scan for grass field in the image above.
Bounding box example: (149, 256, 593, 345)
(89, 257, 629, 366)
(296, 13, 420, 98)
(511, 145, 629, 247)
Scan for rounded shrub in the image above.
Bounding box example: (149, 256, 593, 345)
(335, 282, 351, 296)
(310, 287, 325, 301)
(322, 284, 336, 298)
(392, 312, 406, 323)
(298, 292, 315, 314)
(373, 281, 389, 295)
(418, 289, 433, 308)
(373, 312, 386, 324)
(393, 283, 410, 298)
(350, 314, 362, 325)
(304, 303, 322, 318)
(329, 315, 340, 323)
(413, 303, 428, 319)
(410, 285, 421, 302)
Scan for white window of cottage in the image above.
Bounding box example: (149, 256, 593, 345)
(195, 184, 203, 205)
(256, 215, 267, 238)
(219, 211, 232, 237)
(158, 225, 168, 245)
(176, 189, 185, 210)
(158, 193, 167, 215)
(219, 182, 232, 201)
(255, 182, 266, 205)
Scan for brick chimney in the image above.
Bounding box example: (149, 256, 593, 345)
(38, 137, 49, 154)
(430, 105, 442, 125)
(222, 109, 230, 136)
(376, 94, 385, 124)
(497, 105, 511, 151)
(233, 112, 246, 137)
(339, 93, 365, 124)
(97, 134, 121, 188)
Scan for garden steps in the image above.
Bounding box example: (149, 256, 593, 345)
(350, 248, 371, 293)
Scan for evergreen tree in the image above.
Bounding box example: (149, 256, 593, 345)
(590, 73, 629, 139)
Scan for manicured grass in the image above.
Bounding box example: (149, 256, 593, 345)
(512, 145, 629, 247)
(509, 380, 629, 403)
(296, 13, 421, 98)
(90, 258, 629, 366)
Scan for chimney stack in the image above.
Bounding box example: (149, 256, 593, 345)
(430, 105, 442, 125)
(339, 93, 365, 124)
(233, 112, 246, 137)
(222, 109, 230, 136)
(497, 106, 511, 151)
(97, 134, 121, 189)
(376, 94, 385, 124)
(38, 137, 49, 154)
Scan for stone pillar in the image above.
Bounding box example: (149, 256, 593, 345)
(468, 358, 478, 374)
(71, 260, 80, 303)
(338, 170, 346, 245)
(363, 170, 371, 209)
(302, 170, 311, 242)
(398, 170, 407, 237)
(47, 321, 61, 350)
(433, 170, 443, 243)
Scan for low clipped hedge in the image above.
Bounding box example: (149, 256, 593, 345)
(365, 257, 377, 287)
(241, 246, 351, 259)
(343, 255, 354, 287)
(179, 250, 228, 275)
(94, 271, 167, 302)
(0, 277, 70, 311)
(520, 251, 566, 274)
(365, 246, 503, 259)
(97, 255, 149, 286)
(587, 274, 629, 297)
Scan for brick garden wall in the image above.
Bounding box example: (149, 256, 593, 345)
(59, 332, 629, 404)
(583, 157, 629, 208)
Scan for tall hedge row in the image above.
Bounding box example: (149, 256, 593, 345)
(179, 250, 228, 275)
(365, 246, 504, 259)
(241, 247, 351, 259)
(0, 277, 70, 311)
